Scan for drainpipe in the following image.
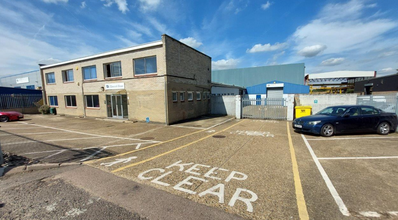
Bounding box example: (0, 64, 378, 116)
(38, 65, 47, 105)
(81, 66, 86, 117)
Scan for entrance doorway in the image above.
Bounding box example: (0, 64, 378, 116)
(106, 94, 128, 119)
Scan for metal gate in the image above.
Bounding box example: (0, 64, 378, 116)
(357, 94, 398, 114)
(242, 97, 287, 119)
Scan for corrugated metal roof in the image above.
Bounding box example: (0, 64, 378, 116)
(212, 63, 305, 88)
(308, 71, 376, 79)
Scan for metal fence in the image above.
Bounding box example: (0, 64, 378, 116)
(0, 94, 42, 111)
(357, 94, 398, 114)
(242, 97, 287, 119)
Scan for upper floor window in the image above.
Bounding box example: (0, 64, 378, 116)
(49, 96, 58, 106)
(83, 66, 97, 80)
(104, 61, 122, 78)
(134, 56, 157, 75)
(62, 69, 74, 83)
(46, 72, 55, 84)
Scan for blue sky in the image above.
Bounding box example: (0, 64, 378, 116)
(0, 0, 397, 77)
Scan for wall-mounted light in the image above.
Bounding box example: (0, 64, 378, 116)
(101, 86, 104, 91)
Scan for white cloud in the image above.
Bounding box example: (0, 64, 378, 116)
(212, 59, 240, 70)
(101, 0, 128, 13)
(80, 1, 86, 9)
(42, 0, 68, 3)
(379, 68, 396, 74)
(321, 57, 345, 66)
(298, 45, 327, 57)
(139, 0, 161, 12)
(247, 42, 287, 53)
(38, 58, 61, 65)
(261, 1, 272, 10)
(179, 37, 203, 48)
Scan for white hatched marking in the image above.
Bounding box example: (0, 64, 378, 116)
(1, 137, 100, 146)
(80, 147, 108, 162)
(359, 211, 381, 217)
(44, 149, 67, 159)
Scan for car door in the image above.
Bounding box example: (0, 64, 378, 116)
(360, 107, 380, 132)
(336, 107, 362, 133)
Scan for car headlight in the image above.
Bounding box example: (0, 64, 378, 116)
(308, 121, 321, 125)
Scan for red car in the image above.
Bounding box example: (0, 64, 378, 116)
(0, 111, 24, 122)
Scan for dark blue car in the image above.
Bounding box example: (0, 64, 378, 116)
(293, 105, 398, 137)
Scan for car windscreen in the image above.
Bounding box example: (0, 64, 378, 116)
(316, 107, 348, 116)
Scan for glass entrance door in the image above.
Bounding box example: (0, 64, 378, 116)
(106, 94, 128, 119)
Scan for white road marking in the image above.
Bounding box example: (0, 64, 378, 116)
(44, 149, 67, 159)
(100, 156, 137, 166)
(306, 136, 398, 141)
(359, 211, 381, 217)
(170, 125, 206, 130)
(319, 156, 398, 160)
(135, 143, 142, 149)
(80, 147, 108, 162)
(0, 127, 40, 130)
(17, 122, 160, 143)
(230, 130, 274, 137)
(128, 127, 163, 137)
(46, 202, 57, 212)
(206, 118, 235, 129)
(24, 143, 145, 155)
(301, 134, 350, 216)
(389, 211, 398, 216)
(1, 137, 100, 146)
(1, 131, 66, 135)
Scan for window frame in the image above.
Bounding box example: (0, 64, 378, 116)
(179, 91, 185, 102)
(65, 95, 77, 108)
(46, 72, 56, 84)
(62, 69, 74, 83)
(196, 92, 201, 101)
(48, 96, 58, 107)
(134, 56, 157, 76)
(187, 91, 194, 101)
(104, 61, 122, 78)
(172, 91, 178, 102)
(82, 65, 97, 81)
(85, 95, 100, 108)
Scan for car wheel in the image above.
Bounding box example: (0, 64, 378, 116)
(377, 122, 390, 135)
(321, 124, 334, 137)
(0, 116, 9, 122)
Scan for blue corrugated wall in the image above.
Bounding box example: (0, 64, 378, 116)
(246, 80, 309, 94)
(0, 86, 42, 95)
(212, 63, 305, 88)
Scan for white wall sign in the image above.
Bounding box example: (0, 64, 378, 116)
(105, 83, 124, 90)
(16, 77, 29, 84)
(266, 83, 284, 88)
(137, 160, 258, 213)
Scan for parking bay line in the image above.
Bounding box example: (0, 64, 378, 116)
(306, 136, 398, 141)
(1, 137, 101, 146)
(86, 117, 237, 165)
(111, 120, 245, 173)
(319, 156, 398, 160)
(17, 122, 160, 143)
(286, 122, 309, 220)
(301, 134, 350, 216)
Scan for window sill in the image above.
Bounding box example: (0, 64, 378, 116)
(47, 83, 56, 85)
(134, 73, 157, 78)
(84, 79, 98, 82)
(86, 107, 101, 110)
(49, 106, 59, 108)
(65, 106, 77, 109)
(63, 81, 74, 84)
(105, 77, 122, 81)
(188, 100, 193, 102)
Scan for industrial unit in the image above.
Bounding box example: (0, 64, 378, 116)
(0, 70, 41, 90)
(40, 35, 211, 124)
(211, 63, 305, 88)
(355, 74, 398, 95)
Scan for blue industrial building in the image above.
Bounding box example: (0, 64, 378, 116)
(212, 63, 305, 88)
(0, 86, 42, 95)
(246, 80, 309, 95)
(0, 70, 41, 90)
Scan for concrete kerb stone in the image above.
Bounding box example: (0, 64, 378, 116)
(1, 162, 82, 177)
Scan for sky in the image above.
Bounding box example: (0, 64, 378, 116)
(0, 0, 397, 77)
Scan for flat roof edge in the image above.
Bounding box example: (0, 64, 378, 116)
(40, 40, 163, 70)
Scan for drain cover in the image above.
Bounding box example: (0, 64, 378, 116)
(212, 135, 226, 138)
(140, 137, 155, 140)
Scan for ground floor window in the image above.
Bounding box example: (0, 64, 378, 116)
(65, 95, 77, 107)
(172, 92, 178, 102)
(180, 91, 185, 102)
(49, 96, 58, 106)
(187, 92, 193, 101)
(196, 92, 201, 101)
(85, 95, 100, 108)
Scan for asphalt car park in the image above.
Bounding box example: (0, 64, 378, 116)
(1, 115, 398, 219)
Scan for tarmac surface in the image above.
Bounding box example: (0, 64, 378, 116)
(1, 114, 398, 219)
